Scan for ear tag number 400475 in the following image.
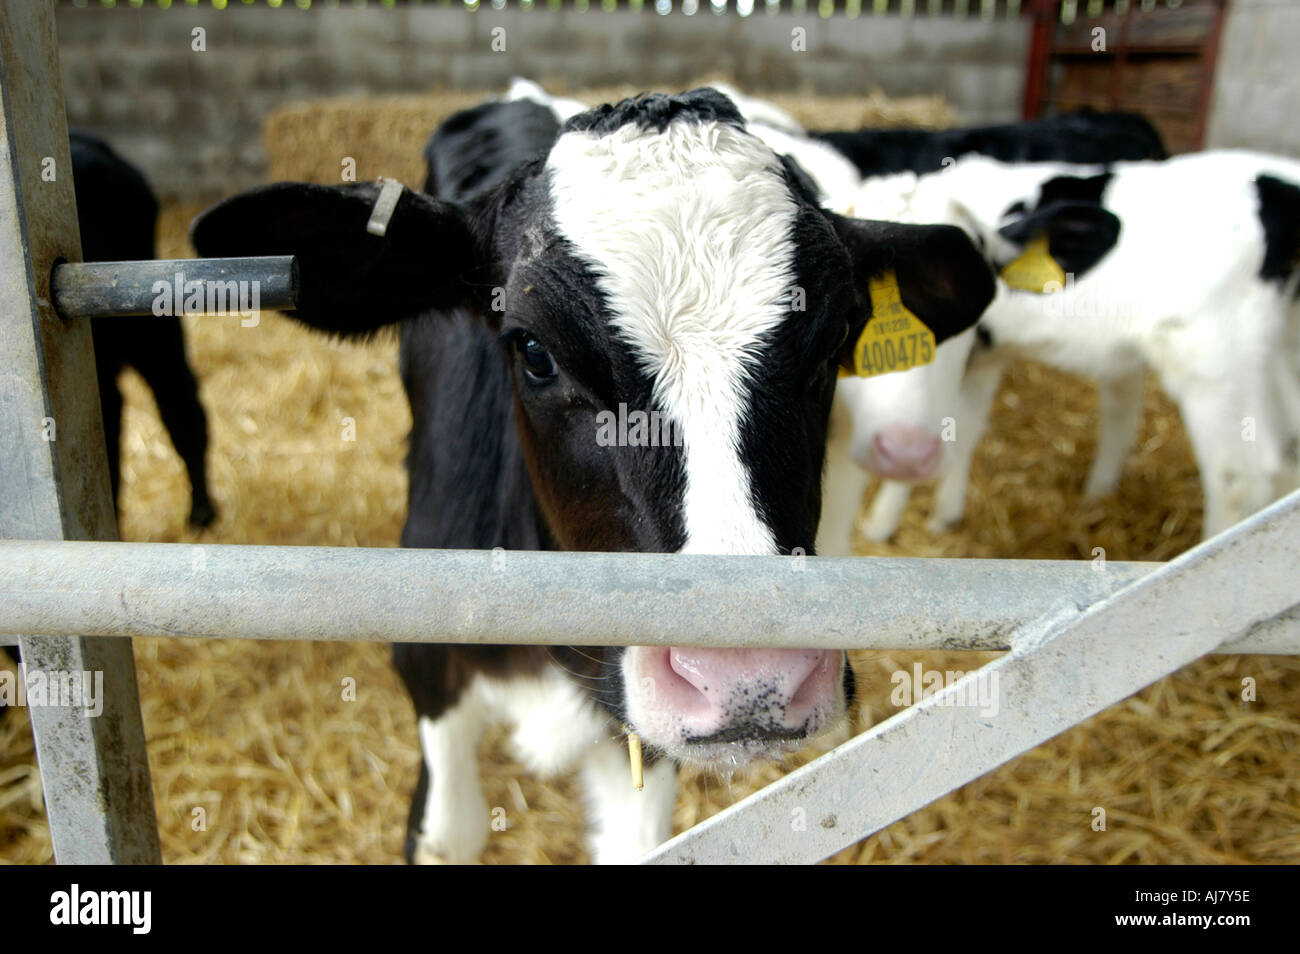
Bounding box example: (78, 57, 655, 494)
(844, 269, 936, 378)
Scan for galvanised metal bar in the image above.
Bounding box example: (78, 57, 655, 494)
(0, 531, 1297, 653)
(641, 489, 1300, 864)
(0, 0, 159, 864)
(51, 256, 298, 319)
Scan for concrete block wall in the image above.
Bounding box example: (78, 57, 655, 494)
(55, 4, 1029, 200)
(1206, 0, 1300, 158)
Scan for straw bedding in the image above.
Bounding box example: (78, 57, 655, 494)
(2, 83, 1296, 865)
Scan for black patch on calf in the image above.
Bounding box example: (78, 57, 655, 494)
(424, 99, 561, 200)
(191, 181, 487, 335)
(564, 87, 745, 135)
(1036, 172, 1113, 209)
(730, 159, 858, 553)
(777, 153, 826, 205)
(738, 204, 858, 552)
(835, 218, 998, 348)
(812, 109, 1166, 177)
(998, 200, 1122, 279)
(1000, 199, 1028, 220)
(1256, 174, 1300, 290)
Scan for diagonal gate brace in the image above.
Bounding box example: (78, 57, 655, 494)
(642, 490, 1300, 864)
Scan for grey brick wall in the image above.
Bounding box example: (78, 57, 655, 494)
(1206, 0, 1300, 158)
(56, 5, 1029, 200)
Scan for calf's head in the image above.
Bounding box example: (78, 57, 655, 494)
(192, 89, 993, 766)
(841, 163, 1120, 485)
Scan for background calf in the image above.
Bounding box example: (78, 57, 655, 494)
(824, 152, 1300, 551)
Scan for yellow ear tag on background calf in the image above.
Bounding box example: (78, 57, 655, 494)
(845, 269, 936, 378)
(999, 234, 1066, 293)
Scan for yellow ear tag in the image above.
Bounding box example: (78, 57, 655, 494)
(843, 269, 936, 378)
(999, 234, 1066, 293)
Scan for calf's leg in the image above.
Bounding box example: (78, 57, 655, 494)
(1156, 364, 1283, 538)
(581, 736, 677, 864)
(816, 393, 870, 556)
(1084, 368, 1145, 499)
(128, 318, 216, 528)
(928, 350, 1005, 535)
(395, 645, 490, 864)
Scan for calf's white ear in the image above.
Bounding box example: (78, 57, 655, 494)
(831, 215, 996, 375)
(190, 180, 484, 336)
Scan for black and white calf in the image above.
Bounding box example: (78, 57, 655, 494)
(191, 89, 994, 862)
(812, 108, 1167, 179)
(71, 131, 216, 528)
(820, 152, 1300, 552)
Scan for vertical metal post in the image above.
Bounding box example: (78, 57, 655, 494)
(0, 2, 159, 863)
(1020, 0, 1055, 118)
(1192, 0, 1229, 151)
(1107, 1, 1133, 111)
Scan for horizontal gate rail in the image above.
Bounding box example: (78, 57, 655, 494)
(1, 528, 1297, 653)
(641, 489, 1300, 864)
(50, 256, 299, 319)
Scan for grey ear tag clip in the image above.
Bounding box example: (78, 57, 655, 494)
(366, 177, 404, 237)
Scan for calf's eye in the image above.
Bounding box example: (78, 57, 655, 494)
(514, 333, 558, 385)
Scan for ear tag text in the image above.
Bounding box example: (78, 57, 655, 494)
(1000, 234, 1066, 293)
(846, 269, 936, 378)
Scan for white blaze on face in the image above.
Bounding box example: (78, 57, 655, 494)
(547, 119, 799, 555)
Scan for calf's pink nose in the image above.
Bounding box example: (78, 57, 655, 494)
(666, 647, 838, 740)
(866, 424, 942, 479)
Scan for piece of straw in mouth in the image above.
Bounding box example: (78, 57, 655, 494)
(627, 730, 644, 791)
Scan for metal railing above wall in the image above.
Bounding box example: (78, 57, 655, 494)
(57, 0, 1200, 23)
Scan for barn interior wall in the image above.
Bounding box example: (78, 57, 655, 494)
(54, 5, 1028, 201)
(1206, 0, 1300, 158)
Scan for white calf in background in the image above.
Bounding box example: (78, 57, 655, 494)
(821, 152, 1300, 549)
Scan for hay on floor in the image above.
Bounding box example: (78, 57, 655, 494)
(2, 83, 1297, 865)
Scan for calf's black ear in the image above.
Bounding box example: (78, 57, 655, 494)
(832, 216, 995, 374)
(190, 181, 483, 336)
(997, 200, 1121, 277)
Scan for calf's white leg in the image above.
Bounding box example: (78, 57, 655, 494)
(582, 737, 677, 864)
(817, 393, 870, 555)
(862, 479, 913, 542)
(1157, 368, 1283, 538)
(1147, 303, 1287, 538)
(1084, 368, 1145, 498)
(412, 701, 490, 864)
(927, 349, 1006, 534)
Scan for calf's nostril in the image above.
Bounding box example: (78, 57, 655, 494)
(668, 648, 713, 698)
(665, 648, 836, 735)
